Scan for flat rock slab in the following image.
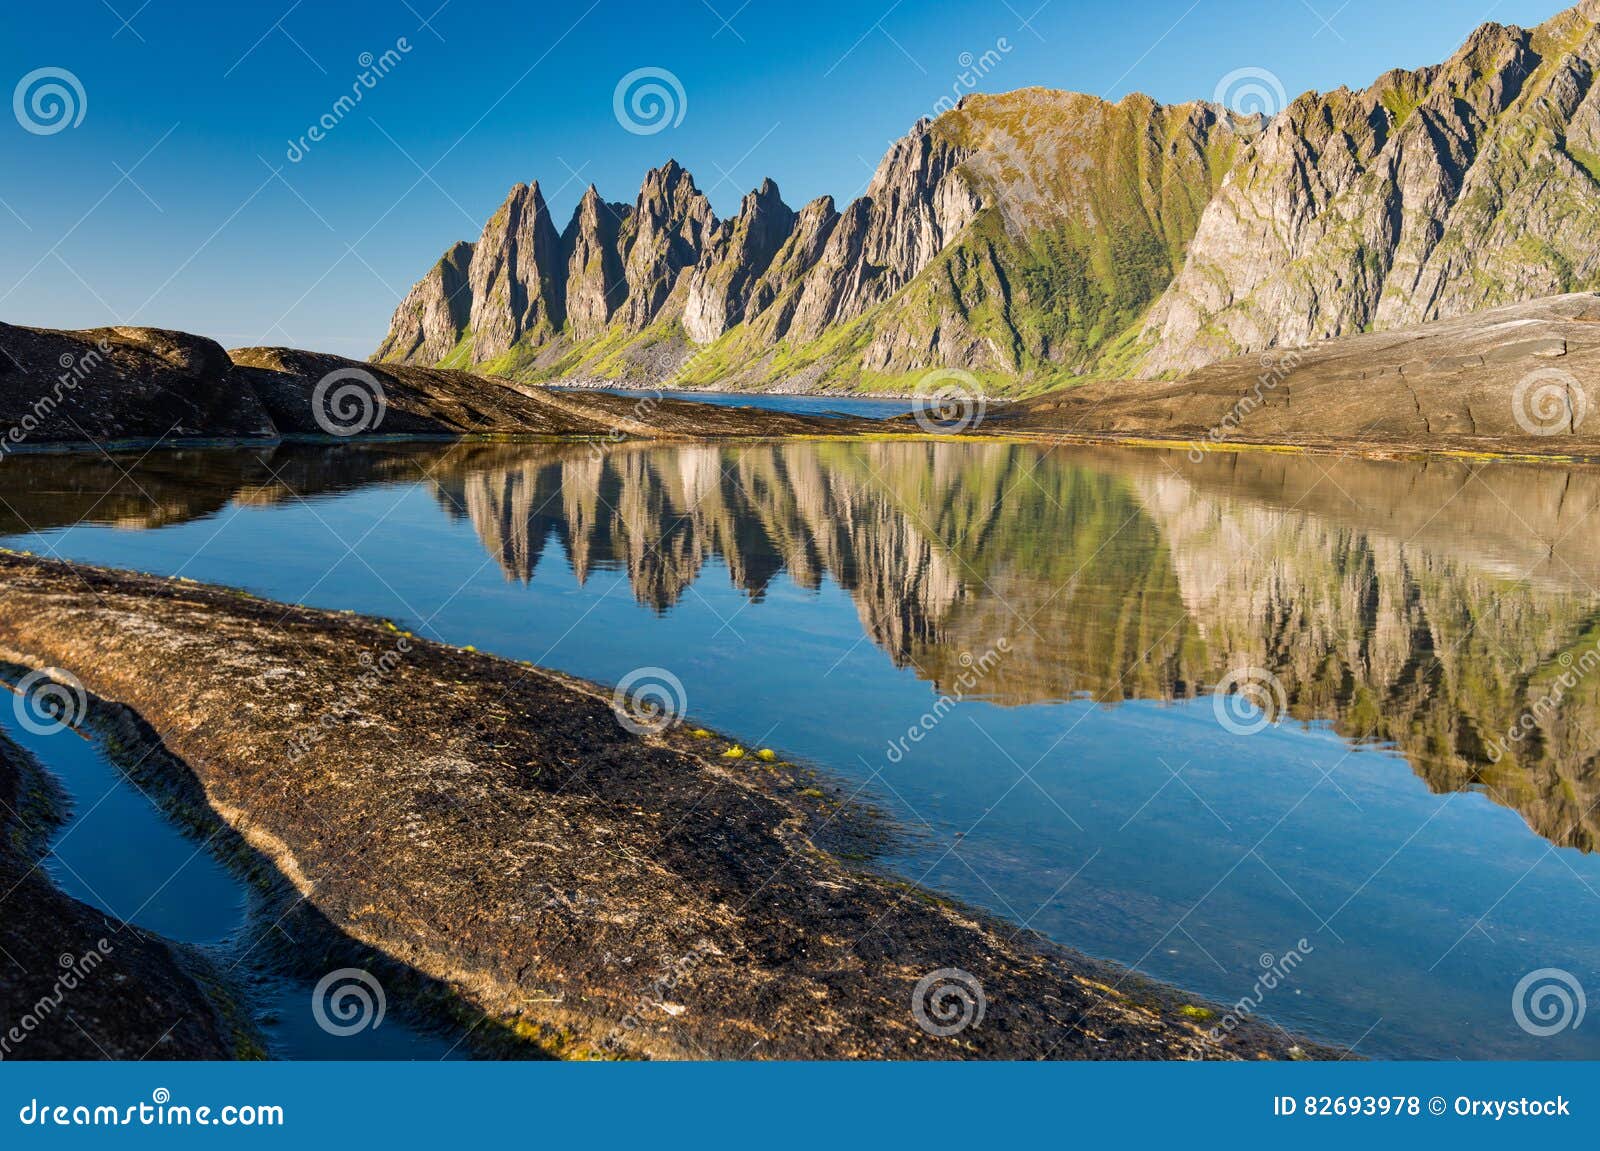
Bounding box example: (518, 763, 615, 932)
(0, 552, 1329, 1060)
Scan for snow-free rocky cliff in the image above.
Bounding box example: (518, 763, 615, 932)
(375, 1, 1600, 393)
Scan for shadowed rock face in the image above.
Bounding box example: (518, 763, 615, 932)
(371, 240, 475, 364)
(682, 179, 796, 344)
(618, 161, 721, 334)
(562, 187, 632, 340)
(0, 323, 277, 447)
(10, 439, 1597, 854)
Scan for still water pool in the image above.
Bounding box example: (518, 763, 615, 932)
(2, 657, 471, 1059)
(5, 438, 1600, 1058)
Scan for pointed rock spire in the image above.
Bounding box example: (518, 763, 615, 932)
(374, 239, 474, 363)
(467, 181, 566, 362)
(618, 161, 720, 331)
(562, 185, 632, 340)
(683, 178, 797, 343)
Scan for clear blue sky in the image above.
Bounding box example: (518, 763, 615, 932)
(0, 0, 1571, 356)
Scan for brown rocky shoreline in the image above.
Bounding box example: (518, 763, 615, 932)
(0, 322, 882, 454)
(7, 293, 1600, 465)
(963, 294, 1600, 460)
(0, 551, 1335, 1060)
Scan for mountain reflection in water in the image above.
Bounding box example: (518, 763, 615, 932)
(7, 439, 1600, 1059)
(6, 440, 1600, 856)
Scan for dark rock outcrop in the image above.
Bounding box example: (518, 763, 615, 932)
(0, 324, 276, 448)
(0, 320, 886, 451)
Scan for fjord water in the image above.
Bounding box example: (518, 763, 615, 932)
(6, 439, 1600, 1060)
(589, 387, 918, 420)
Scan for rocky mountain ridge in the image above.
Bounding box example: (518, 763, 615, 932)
(1140, 0, 1600, 374)
(375, 1, 1600, 394)
(375, 88, 1246, 391)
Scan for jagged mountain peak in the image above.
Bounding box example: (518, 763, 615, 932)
(376, 2, 1600, 393)
(375, 85, 1239, 384)
(496, 179, 554, 211)
(682, 178, 797, 343)
(638, 158, 699, 196)
(565, 183, 631, 236)
(562, 185, 631, 340)
(746, 177, 784, 207)
(372, 238, 475, 364)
